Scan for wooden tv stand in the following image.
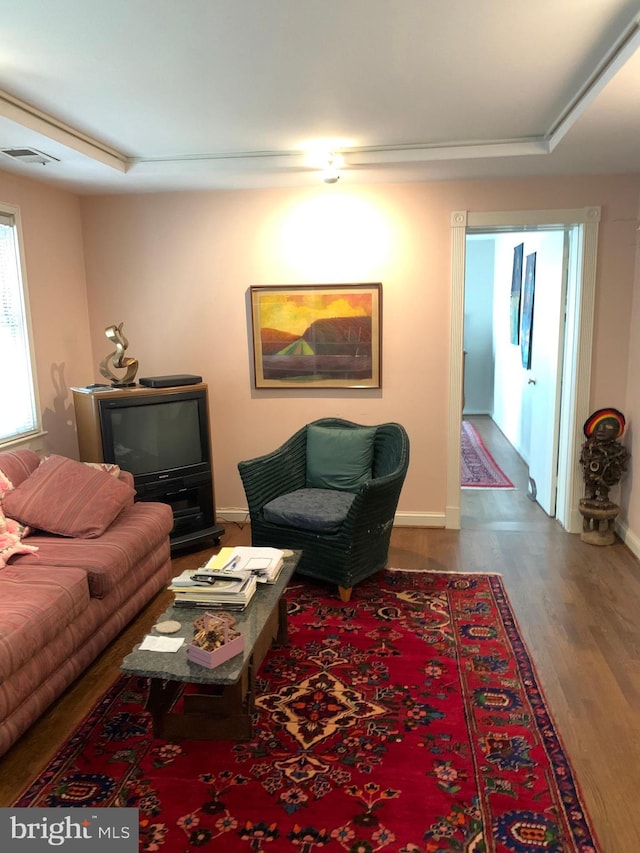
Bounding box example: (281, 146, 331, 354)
(72, 383, 225, 551)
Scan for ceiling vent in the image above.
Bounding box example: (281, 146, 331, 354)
(0, 147, 60, 165)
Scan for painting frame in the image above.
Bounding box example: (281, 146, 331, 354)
(250, 283, 382, 389)
(520, 252, 536, 370)
(510, 242, 524, 345)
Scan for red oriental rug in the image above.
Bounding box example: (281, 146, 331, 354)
(461, 421, 515, 489)
(14, 571, 600, 852)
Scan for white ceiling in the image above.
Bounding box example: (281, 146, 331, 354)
(0, 0, 639, 194)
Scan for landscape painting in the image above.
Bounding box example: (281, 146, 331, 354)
(510, 242, 524, 345)
(250, 283, 382, 388)
(521, 252, 536, 370)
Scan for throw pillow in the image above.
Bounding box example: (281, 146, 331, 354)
(306, 424, 376, 492)
(0, 531, 38, 568)
(41, 458, 122, 480)
(2, 454, 135, 538)
(0, 449, 41, 487)
(0, 507, 31, 538)
(83, 462, 121, 478)
(0, 468, 13, 500)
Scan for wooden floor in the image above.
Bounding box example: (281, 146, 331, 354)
(461, 414, 552, 532)
(1, 415, 639, 851)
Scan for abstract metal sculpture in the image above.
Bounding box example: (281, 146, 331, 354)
(99, 322, 139, 387)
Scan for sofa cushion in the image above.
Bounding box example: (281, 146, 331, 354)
(263, 487, 355, 533)
(306, 424, 376, 492)
(15, 501, 174, 598)
(2, 455, 135, 539)
(0, 565, 90, 679)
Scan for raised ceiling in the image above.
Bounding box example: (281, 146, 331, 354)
(0, 0, 639, 193)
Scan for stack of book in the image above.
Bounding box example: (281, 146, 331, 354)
(169, 546, 286, 610)
(169, 567, 257, 610)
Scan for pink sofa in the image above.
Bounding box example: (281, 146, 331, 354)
(0, 449, 174, 757)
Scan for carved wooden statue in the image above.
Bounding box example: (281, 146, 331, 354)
(578, 408, 629, 545)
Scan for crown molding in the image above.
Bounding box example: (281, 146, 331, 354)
(547, 11, 640, 150)
(0, 89, 128, 172)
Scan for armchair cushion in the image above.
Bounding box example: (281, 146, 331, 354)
(306, 424, 376, 492)
(263, 488, 355, 533)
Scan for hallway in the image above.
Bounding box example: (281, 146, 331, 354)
(461, 414, 555, 531)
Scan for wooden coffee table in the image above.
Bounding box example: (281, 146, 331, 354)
(121, 551, 299, 740)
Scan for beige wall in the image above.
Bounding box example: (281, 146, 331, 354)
(0, 170, 93, 458)
(1, 167, 637, 531)
(79, 185, 445, 521)
(79, 174, 640, 524)
(621, 190, 640, 547)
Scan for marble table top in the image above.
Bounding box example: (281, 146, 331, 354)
(121, 551, 300, 685)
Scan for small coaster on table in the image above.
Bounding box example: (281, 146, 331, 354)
(154, 620, 182, 634)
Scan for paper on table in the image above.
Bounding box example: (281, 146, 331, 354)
(244, 556, 272, 571)
(207, 547, 277, 568)
(139, 635, 185, 652)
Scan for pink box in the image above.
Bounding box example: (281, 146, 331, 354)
(187, 612, 244, 668)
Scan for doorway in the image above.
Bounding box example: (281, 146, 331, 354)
(446, 207, 601, 534)
(462, 227, 567, 522)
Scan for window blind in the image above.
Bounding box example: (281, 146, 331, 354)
(0, 212, 37, 442)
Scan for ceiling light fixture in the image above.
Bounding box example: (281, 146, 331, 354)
(322, 152, 343, 184)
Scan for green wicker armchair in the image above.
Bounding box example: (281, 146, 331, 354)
(238, 418, 410, 601)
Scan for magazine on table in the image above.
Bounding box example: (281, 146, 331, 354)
(173, 596, 253, 612)
(169, 568, 257, 609)
(200, 546, 285, 583)
(169, 568, 252, 594)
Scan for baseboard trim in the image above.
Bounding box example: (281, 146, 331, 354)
(615, 519, 640, 561)
(217, 508, 446, 529)
(445, 505, 461, 529)
(394, 511, 446, 528)
(218, 507, 640, 550)
(216, 508, 250, 524)
(566, 510, 580, 534)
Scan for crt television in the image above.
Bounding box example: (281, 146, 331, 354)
(97, 387, 211, 489)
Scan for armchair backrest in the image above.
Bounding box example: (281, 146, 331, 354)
(371, 422, 410, 480)
(307, 418, 409, 483)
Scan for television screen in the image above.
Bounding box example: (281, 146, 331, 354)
(106, 398, 204, 475)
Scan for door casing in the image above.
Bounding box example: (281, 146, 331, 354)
(447, 207, 601, 533)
